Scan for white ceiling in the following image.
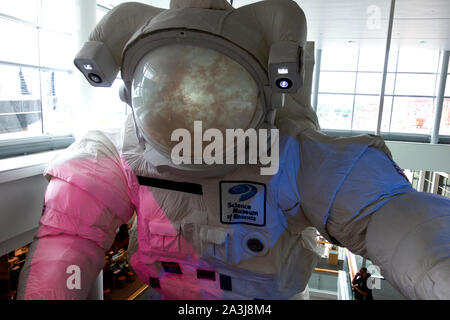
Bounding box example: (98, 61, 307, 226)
(295, 0, 450, 50)
(99, 0, 450, 50)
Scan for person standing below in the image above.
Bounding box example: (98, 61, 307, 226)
(352, 268, 374, 301)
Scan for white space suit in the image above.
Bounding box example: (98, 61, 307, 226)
(17, 0, 450, 300)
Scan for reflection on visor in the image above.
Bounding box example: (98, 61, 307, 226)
(132, 44, 261, 154)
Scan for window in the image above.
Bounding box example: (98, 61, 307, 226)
(423, 171, 433, 193)
(0, 0, 39, 24)
(440, 98, 450, 136)
(439, 75, 450, 136)
(317, 94, 353, 130)
(388, 97, 435, 134)
(0, 19, 39, 66)
(39, 30, 73, 70)
(446, 75, 450, 96)
(357, 48, 385, 72)
(394, 74, 437, 97)
(0, 1, 130, 158)
(0, 1, 75, 142)
(385, 50, 440, 135)
(97, 4, 109, 23)
(396, 50, 440, 73)
(93, 4, 130, 131)
(319, 72, 356, 93)
(41, 0, 75, 34)
(356, 73, 382, 95)
(317, 47, 445, 138)
(320, 48, 358, 71)
(352, 95, 379, 131)
(418, 171, 450, 198)
(437, 174, 450, 198)
(408, 170, 420, 190)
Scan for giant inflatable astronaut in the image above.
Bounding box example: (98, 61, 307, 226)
(18, 0, 450, 300)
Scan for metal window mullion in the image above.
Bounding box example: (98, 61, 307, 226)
(388, 50, 400, 133)
(312, 48, 322, 112)
(320, 70, 382, 74)
(0, 13, 71, 37)
(39, 27, 72, 37)
(431, 51, 450, 144)
(386, 93, 436, 99)
(436, 171, 450, 179)
(430, 51, 441, 141)
(97, 4, 112, 11)
(376, 0, 396, 135)
(0, 111, 42, 116)
(318, 92, 438, 99)
(431, 172, 440, 194)
(0, 12, 38, 28)
(37, 0, 45, 136)
(318, 92, 370, 96)
(320, 70, 438, 75)
(417, 171, 425, 192)
(385, 71, 439, 75)
(350, 49, 360, 131)
(0, 60, 73, 74)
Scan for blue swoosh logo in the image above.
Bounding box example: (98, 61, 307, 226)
(228, 184, 258, 202)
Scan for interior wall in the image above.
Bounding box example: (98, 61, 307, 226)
(0, 175, 47, 256)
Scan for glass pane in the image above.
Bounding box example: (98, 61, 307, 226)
(358, 48, 385, 72)
(0, 0, 39, 24)
(356, 72, 382, 94)
(96, 0, 114, 8)
(352, 95, 379, 131)
(445, 74, 450, 97)
(0, 65, 41, 101)
(39, 30, 73, 69)
(387, 49, 398, 73)
(394, 73, 438, 96)
(439, 98, 450, 136)
(89, 80, 129, 130)
(97, 8, 108, 23)
(319, 72, 356, 94)
(385, 73, 396, 95)
(320, 48, 358, 71)
(317, 94, 353, 130)
(397, 50, 440, 73)
(380, 96, 393, 132)
(0, 65, 42, 140)
(41, 0, 74, 33)
(0, 18, 39, 65)
(390, 97, 434, 134)
(41, 71, 75, 135)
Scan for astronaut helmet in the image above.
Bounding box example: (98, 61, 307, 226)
(74, 0, 308, 170)
(131, 43, 263, 163)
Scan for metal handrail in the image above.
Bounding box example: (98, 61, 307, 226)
(127, 284, 149, 300)
(346, 249, 358, 282)
(314, 268, 339, 275)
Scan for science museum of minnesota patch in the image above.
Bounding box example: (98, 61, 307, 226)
(219, 181, 266, 226)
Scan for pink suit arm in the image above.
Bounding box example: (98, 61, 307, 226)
(17, 154, 134, 300)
